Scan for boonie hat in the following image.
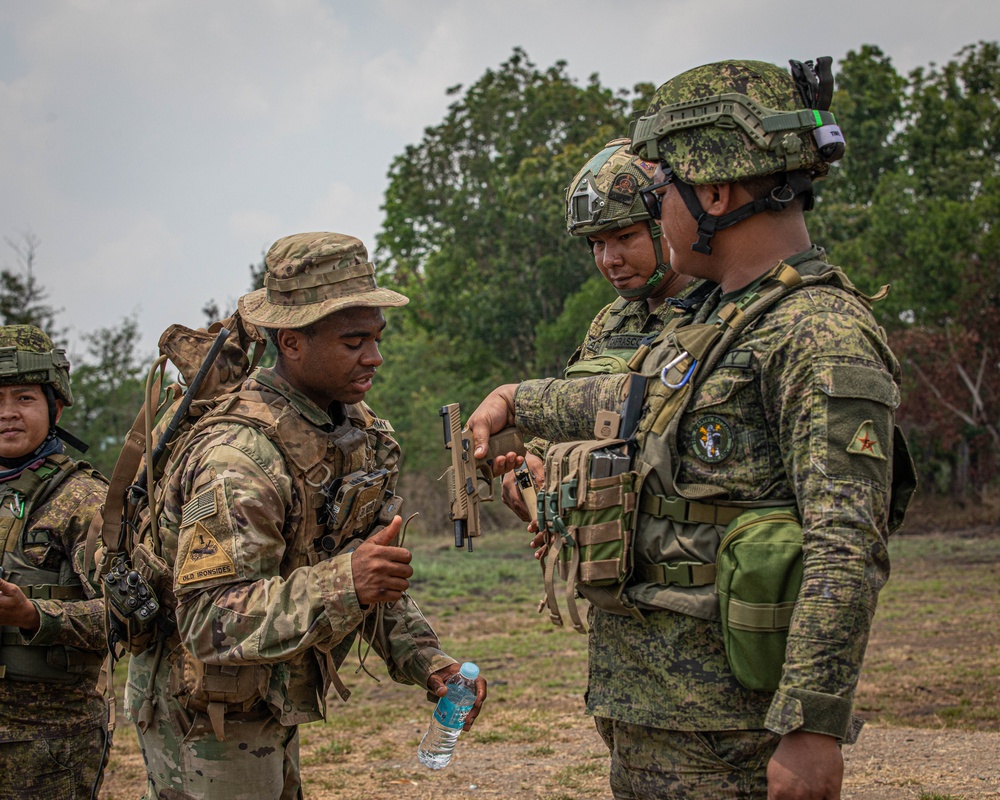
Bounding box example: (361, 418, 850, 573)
(238, 232, 408, 329)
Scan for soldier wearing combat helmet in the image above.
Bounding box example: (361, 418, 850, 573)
(0, 325, 110, 798)
(125, 232, 487, 799)
(468, 58, 914, 799)
(502, 139, 711, 521)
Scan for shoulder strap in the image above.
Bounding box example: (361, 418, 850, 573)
(31, 454, 86, 510)
(0, 455, 83, 555)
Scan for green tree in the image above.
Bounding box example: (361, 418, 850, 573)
(60, 315, 150, 475)
(378, 48, 646, 385)
(0, 232, 63, 338)
(373, 49, 649, 484)
(824, 41, 1000, 326)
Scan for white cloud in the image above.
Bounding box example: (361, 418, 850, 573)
(1, 0, 997, 357)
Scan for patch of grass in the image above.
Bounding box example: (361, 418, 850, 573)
(553, 760, 606, 790)
(301, 739, 354, 765)
(856, 532, 999, 732)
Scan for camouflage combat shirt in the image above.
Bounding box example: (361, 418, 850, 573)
(0, 468, 107, 742)
(514, 248, 898, 740)
(125, 368, 455, 729)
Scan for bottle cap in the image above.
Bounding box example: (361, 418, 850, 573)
(459, 662, 479, 680)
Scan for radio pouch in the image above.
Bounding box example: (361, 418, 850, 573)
(537, 439, 637, 633)
(716, 507, 802, 691)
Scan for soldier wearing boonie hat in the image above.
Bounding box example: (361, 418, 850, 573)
(466, 60, 914, 799)
(0, 325, 110, 798)
(126, 232, 485, 800)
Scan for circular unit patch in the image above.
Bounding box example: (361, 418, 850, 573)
(691, 415, 734, 463)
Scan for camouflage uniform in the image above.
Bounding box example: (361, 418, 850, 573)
(0, 325, 109, 799)
(510, 61, 911, 798)
(516, 248, 901, 795)
(125, 234, 456, 800)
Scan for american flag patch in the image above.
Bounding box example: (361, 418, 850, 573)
(181, 487, 218, 527)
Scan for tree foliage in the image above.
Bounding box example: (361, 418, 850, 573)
(373, 49, 648, 474)
(377, 49, 649, 378)
(812, 41, 1000, 494)
(59, 314, 150, 475)
(0, 233, 63, 339)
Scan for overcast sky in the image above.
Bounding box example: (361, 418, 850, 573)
(1, 0, 996, 358)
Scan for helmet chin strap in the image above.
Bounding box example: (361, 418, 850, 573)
(42, 384, 89, 453)
(675, 173, 814, 255)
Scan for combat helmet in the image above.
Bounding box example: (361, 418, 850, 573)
(0, 325, 88, 452)
(630, 58, 846, 254)
(565, 138, 669, 300)
(0, 325, 73, 405)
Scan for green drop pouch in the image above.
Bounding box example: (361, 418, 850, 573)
(716, 507, 802, 691)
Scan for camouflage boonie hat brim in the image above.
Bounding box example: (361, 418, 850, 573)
(238, 232, 409, 329)
(0, 324, 73, 405)
(631, 60, 830, 184)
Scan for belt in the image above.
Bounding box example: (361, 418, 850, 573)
(640, 494, 743, 526)
(634, 561, 717, 587)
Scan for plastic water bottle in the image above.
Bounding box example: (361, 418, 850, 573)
(417, 661, 479, 769)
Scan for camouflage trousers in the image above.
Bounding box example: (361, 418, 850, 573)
(135, 694, 301, 800)
(594, 717, 780, 799)
(0, 726, 109, 800)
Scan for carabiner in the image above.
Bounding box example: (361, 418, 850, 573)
(660, 351, 697, 389)
(9, 494, 24, 520)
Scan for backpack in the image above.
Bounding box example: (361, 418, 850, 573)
(85, 313, 265, 734)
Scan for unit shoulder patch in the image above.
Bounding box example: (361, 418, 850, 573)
(846, 420, 886, 460)
(177, 521, 237, 585)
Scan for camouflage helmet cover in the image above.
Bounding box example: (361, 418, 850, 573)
(566, 138, 661, 236)
(239, 232, 409, 330)
(630, 60, 836, 184)
(0, 324, 73, 405)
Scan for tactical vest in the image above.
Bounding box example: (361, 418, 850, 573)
(623, 257, 912, 620)
(0, 455, 105, 684)
(128, 383, 400, 739)
(547, 256, 913, 624)
(565, 299, 649, 378)
(565, 282, 714, 379)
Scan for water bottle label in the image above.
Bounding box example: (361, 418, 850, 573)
(433, 695, 472, 728)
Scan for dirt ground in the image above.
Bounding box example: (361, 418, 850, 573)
(99, 524, 1000, 800)
(101, 713, 1000, 799)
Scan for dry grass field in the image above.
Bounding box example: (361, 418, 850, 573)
(98, 514, 999, 800)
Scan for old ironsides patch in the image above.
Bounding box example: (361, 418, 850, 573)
(691, 415, 734, 463)
(177, 521, 236, 585)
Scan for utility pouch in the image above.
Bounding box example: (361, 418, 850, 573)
(564, 354, 632, 378)
(537, 439, 637, 633)
(322, 469, 389, 534)
(716, 507, 802, 691)
(168, 647, 271, 741)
